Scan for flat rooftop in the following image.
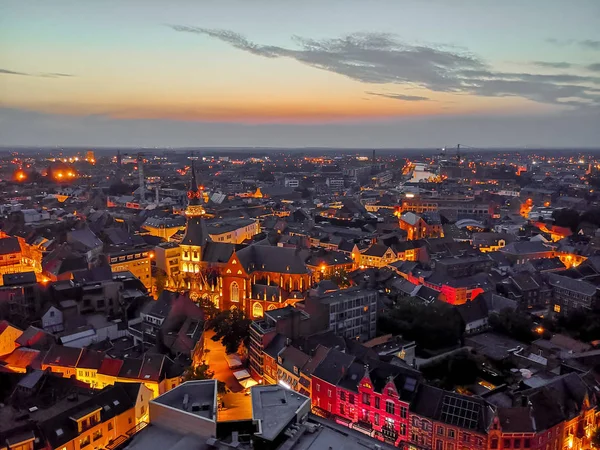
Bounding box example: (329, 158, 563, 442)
(123, 425, 210, 450)
(152, 380, 217, 422)
(251, 385, 310, 442)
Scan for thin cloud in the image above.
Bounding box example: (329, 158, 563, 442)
(41, 73, 74, 78)
(366, 91, 430, 101)
(170, 26, 600, 107)
(0, 68, 74, 78)
(587, 63, 600, 72)
(581, 40, 600, 50)
(0, 68, 30, 76)
(546, 38, 600, 51)
(532, 61, 572, 69)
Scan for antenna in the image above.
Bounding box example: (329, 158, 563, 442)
(137, 152, 145, 200)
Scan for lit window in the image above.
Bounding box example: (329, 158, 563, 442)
(554, 304, 561, 313)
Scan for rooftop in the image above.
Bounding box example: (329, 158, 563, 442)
(152, 380, 217, 422)
(251, 385, 310, 442)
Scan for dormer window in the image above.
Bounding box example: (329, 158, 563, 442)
(293, 366, 299, 375)
(278, 356, 282, 364)
(232, 260, 237, 265)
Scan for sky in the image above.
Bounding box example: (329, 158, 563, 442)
(1, 0, 600, 148)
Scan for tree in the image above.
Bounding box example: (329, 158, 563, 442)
(489, 309, 536, 343)
(197, 297, 220, 324)
(421, 352, 480, 389)
(551, 208, 581, 232)
(183, 363, 214, 381)
(447, 353, 479, 386)
(378, 298, 464, 350)
(327, 268, 351, 288)
(183, 363, 229, 395)
(211, 309, 251, 354)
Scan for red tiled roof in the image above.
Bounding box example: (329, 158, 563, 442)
(98, 357, 123, 376)
(1, 348, 41, 369)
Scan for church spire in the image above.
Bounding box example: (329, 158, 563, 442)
(185, 160, 205, 217)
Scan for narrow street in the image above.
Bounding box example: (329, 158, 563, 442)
(203, 330, 253, 421)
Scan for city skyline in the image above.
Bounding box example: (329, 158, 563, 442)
(1, 0, 600, 147)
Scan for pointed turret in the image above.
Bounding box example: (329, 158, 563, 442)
(185, 161, 205, 218)
(182, 161, 209, 247)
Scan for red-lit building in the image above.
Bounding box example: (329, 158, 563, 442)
(410, 384, 490, 450)
(312, 348, 421, 447)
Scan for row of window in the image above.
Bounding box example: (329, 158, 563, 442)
(490, 437, 532, 449)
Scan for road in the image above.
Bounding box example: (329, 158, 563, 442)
(203, 330, 253, 421)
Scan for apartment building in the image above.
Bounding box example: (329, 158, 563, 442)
(304, 287, 378, 341)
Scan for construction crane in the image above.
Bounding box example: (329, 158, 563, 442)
(440, 144, 477, 164)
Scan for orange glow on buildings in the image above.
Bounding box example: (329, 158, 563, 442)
(13, 169, 27, 182)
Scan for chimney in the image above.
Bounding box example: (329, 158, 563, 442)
(183, 393, 189, 410)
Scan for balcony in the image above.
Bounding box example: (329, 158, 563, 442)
(251, 321, 275, 334)
(354, 420, 373, 434)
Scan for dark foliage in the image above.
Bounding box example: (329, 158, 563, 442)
(421, 352, 480, 389)
(211, 309, 251, 354)
(378, 298, 464, 350)
(552, 208, 581, 231)
(488, 309, 536, 343)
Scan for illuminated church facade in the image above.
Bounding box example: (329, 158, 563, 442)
(178, 166, 313, 319)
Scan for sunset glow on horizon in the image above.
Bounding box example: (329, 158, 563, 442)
(1, 0, 599, 146)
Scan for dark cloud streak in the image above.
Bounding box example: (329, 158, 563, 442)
(587, 63, 600, 72)
(0, 68, 74, 78)
(366, 92, 430, 101)
(169, 26, 600, 107)
(532, 61, 572, 69)
(546, 38, 600, 50)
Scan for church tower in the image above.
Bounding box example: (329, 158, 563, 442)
(180, 162, 209, 274)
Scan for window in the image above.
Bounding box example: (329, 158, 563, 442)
(231, 282, 239, 302)
(554, 304, 561, 313)
(349, 394, 355, 404)
(327, 389, 332, 398)
(50, 311, 55, 317)
(504, 439, 511, 448)
(524, 439, 531, 448)
(386, 401, 395, 415)
(340, 390, 345, 401)
(93, 430, 102, 442)
(252, 302, 263, 318)
(375, 397, 380, 409)
(141, 406, 146, 415)
(491, 438, 499, 449)
(448, 430, 455, 438)
(316, 384, 320, 392)
(436, 441, 444, 450)
(362, 393, 370, 406)
(515, 439, 521, 448)
(108, 422, 113, 431)
(401, 424, 406, 436)
(129, 417, 133, 425)
(437, 426, 444, 436)
(340, 404, 345, 415)
(400, 406, 407, 419)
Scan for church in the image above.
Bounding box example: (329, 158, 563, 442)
(177, 164, 314, 319)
